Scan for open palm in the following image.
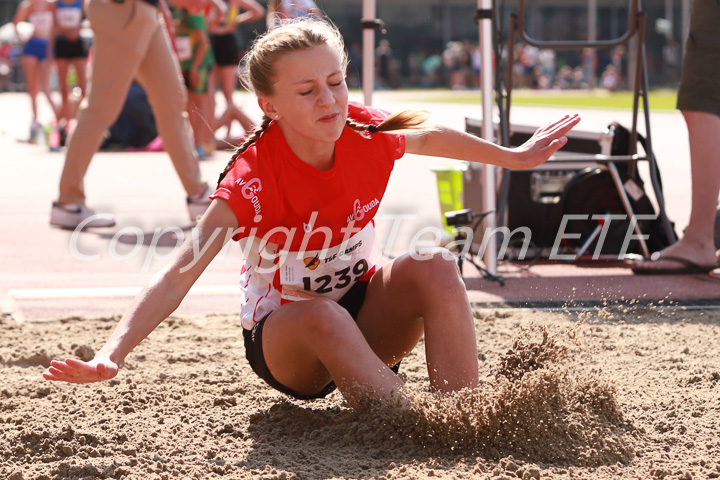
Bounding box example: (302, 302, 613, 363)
(44, 356, 118, 384)
(510, 114, 581, 169)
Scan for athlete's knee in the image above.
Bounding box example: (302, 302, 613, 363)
(298, 298, 357, 344)
(406, 247, 462, 289)
(175, 88, 189, 110)
(78, 99, 125, 128)
(682, 109, 716, 127)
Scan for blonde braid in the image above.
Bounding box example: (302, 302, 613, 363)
(217, 115, 274, 187)
(345, 109, 432, 136)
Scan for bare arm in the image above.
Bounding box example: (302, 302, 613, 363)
(52, 1, 77, 40)
(186, 19, 210, 88)
(13, 1, 30, 27)
(205, 0, 225, 30)
(306, 0, 322, 18)
(233, 0, 265, 25)
(158, 0, 175, 39)
(44, 199, 240, 383)
(404, 114, 580, 170)
(193, 39, 209, 72)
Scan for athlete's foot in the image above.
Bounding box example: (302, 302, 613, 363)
(633, 237, 719, 273)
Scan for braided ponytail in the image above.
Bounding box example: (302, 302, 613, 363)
(217, 115, 273, 187)
(217, 20, 430, 186)
(346, 109, 432, 136)
(217, 19, 352, 186)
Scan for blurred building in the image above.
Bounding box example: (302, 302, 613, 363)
(318, 0, 688, 89)
(0, 0, 689, 89)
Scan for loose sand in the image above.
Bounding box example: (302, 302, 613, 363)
(1, 305, 719, 480)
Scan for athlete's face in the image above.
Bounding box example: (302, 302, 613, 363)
(259, 44, 348, 154)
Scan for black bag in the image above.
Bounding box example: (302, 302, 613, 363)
(559, 122, 675, 254)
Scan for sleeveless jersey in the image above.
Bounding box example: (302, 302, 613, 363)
(28, 6, 54, 39)
(268, 0, 317, 29)
(279, 0, 316, 19)
(212, 102, 405, 330)
(208, 0, 237, 28)
(55, 0, 83, 30)
(173, 9, 214, 69)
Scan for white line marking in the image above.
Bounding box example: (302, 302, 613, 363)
(1, 290, 26, 323)
(8, 285, 241, 300)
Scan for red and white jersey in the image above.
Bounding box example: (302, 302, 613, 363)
(212, 102, 406, 330)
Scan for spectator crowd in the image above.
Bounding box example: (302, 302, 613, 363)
(374, 39, 639, 93)
(1, 1, 682, 155)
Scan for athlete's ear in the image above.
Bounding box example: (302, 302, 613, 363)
(258, 97, 278, 120)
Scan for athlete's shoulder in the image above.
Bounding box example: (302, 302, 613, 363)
(221, 128, 282, 189)
(347, 101, 393, 125)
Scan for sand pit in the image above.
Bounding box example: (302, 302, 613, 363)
(1, 305, 719, 480)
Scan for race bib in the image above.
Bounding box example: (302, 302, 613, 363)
(280, 223, 379, 302)
(29, 11, 53, 36)
(175, 37, 192, 61)
(56, 9, 82, 29)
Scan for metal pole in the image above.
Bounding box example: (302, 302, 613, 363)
(588, 0, 597, 88)
(479, 0, 497, 275)
(362, 0, 376, 106)
(681, 0, 691, 64)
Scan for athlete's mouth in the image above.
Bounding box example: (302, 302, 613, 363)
(318, 113, 340, 122)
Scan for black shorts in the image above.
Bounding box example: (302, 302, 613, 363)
(243, 281, 401, 400)
(676, 0, 720, 116)
(55, 37, 88, 59)
(210, 33, 239, 67)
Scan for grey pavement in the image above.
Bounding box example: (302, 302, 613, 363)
(0, 89, 716, 322)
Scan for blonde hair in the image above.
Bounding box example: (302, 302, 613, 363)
(241, 18, 345, 97)
(218, 18, 430, 186)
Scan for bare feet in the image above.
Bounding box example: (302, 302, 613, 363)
(633, 237, 718, 274)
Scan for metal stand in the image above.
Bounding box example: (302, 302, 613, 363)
(361, 0, 385, 106)
(476, 0, 499, 275)
(446, 210, 505, 285)
(491, 0, 676, 261)
(454, 230, 506, 286)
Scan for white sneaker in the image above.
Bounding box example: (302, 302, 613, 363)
(50, 202, 116, 229)
(187, 184, 214, 223)
(28, 120, 41, 144)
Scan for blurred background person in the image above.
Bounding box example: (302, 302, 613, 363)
(13, 0, 58, 143)
(53, 0, 88, 138)
(206, 0, 263, 147)
(375, 38, 399, 89)
(266, 0, 320, 30)
(0, 40, 13, 92)
(633, 0, 720, 275)
(50, 0, 212, 228)
(169, 0, 216, 159)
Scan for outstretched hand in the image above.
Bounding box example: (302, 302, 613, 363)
(43, 355, 118, 384)
(508, 114, 581, 169)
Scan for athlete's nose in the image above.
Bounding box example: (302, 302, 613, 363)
(317, 84, 334, 106)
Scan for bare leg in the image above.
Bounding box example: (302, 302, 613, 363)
(356, 249, 478, 393)
(261, 249, 478, 409)
(39, 59, 58, 119)
(207, 65, 220, 134)
(262, 298, 405, 409)
(219, 65, 253, 132)
(56, 59, 70, 124)
(66, 58, 87, 121)
(635, 110, 720, 270)
(20, 55, 39, 122)
(681, 111, 720, 256)
(228, 103, 254, 134)
(187, 90, 214, 148)
(72, 57, 87, 95)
